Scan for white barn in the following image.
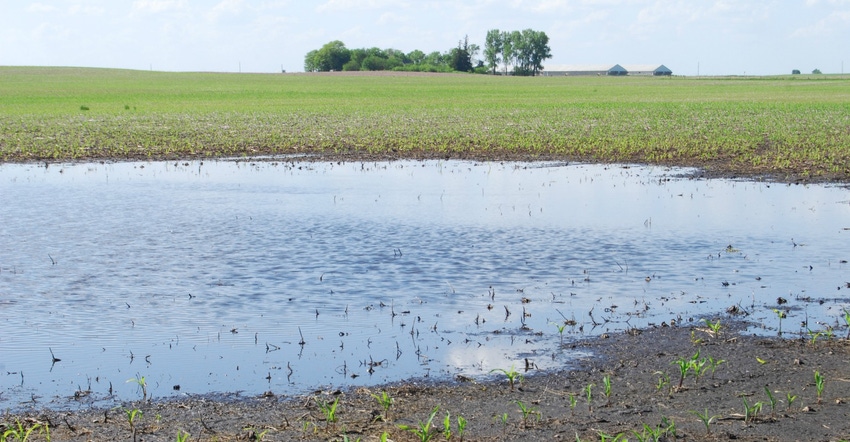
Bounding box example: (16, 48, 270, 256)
(542, 64, 627, 76)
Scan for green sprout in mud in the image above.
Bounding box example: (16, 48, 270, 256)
(175, 429, 190, 442)
(126, 374, 148, 401)
(772, 309, 786, 336)
(815, 371, 826, 404)
(707, 355, 725, 379)
(456, 415, 468, 442)
(702, 318, 722, 337)
(807, 328, 824, 345)
(654, 371, 670, 393)
(243, 426, 269, 441)
(551, 321, 568, 345)
(690, 409, 720, 435)
(671, 356, 691, 390)
(2, 418, 49, 442)
(602, 374, 613, 407)
(568, 392, 578, 415)
(123, 407, 143, 442)
(786, 392, 798, 411)
(597, 430, 627, 442)
(371, 390, 394, 421)
(632, 423, 665, 442)
(764, 387, 778, 415)
(398, 406, 439, 442)
(584, 383, 594, 412)
(442, 410, 451, 440)
(742, 397, 763, 423)
(490, 365, 523, 390)
(515, 400, 541, 426)
(316, 396, 340, 426)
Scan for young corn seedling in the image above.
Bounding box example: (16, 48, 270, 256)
(765, 387, 778, 416)
(175, 429, 190, 442)
(702, 318, 722, 338)
(490, 365, 523, 390)
(671, 357, 691, 390)
(597, 430, 627, 441)
(742, 398, 763, 423)
(707, 355, 725, 379)
(815, 371, 825, 404)
(442, 411, 452, 440)
(807, 328, 823, 345)
(654, 371, 670, 394)
(602, 374, 613, 407)
(316, 396, 340, 426)
(690, 409, 720, 435)
(398, 406, 439, 442)
(568, 392, 578, 415)
(786, 392, 798, 411)
(371, 390, 394, 421)
(2, 418, 47, 442)
(127, 374, 148, 401)
(584, 383, 594, 412)
(456, 415, 467, 442)
(124, 407, 143, 442)
(772, 309, 786, 336)
(515, 400, 541, 426)
(631, 423, 663, 442)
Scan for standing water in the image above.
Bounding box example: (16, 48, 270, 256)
(1, 160, 848, 410)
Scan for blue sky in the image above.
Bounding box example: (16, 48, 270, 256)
(1, 0, 848, 75)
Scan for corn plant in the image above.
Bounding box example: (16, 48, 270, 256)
(597, 430, 627, 441)
(1, 418, 48, 442)
(772, 309, 786, 335)
(584, 383, 594, 412)
(490, 365, 523, 390)
(175, 429, 190, 442)
(815, 371, 825, 404)
(515, 400, 540, 426)
(371, 390, 394, 421)
(124, 407, 143, 442)
(602, 374, 613, 406)
(702, 318, 722, 337)
(691, 409, 720, 434)
(742, 397, 763, 423)
(843, 309, 850, 339)
(764, 387, 778, 415)
(786, 391, 798, 411)
(398, 406, 439, 442)
(126, 374, 148, 401)
(671, 356, 690, 390)
(442, 411, 451, 440)
(456, 415, 467, 442)
(568, 392, 578, 415)
(316, 396, 340, 425)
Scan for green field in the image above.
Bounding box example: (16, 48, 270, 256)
(1, 66, 849, 181)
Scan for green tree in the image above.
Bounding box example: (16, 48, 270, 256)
(408, 49, 425, 65)
(304, 40, 350, 72)
(484, 29, 503, 74)
(450, 35, 473, 72)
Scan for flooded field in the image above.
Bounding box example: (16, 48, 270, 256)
(1, 160, 848, 411)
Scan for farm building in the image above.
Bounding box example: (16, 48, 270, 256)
(542, 64, 627, 76)
(541, 64, 672, 76)
(621, 64, 673, 76)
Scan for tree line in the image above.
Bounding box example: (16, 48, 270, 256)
(304, 29, 551, 76)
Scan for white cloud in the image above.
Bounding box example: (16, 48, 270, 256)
(28, 3, 57, 13)
(132, 0, 188, 14)
(791, 9, 850, 37)
(316, 0, 405, 13)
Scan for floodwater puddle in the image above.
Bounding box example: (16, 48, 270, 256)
(1, 160, 848, 410)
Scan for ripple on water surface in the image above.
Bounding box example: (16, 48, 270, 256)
(0, 160, 848, 410)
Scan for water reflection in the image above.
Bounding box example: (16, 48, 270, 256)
(0, 160, 848, 410)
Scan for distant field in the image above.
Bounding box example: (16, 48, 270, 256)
(1, 66, 849, 181)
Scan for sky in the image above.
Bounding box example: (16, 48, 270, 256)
(1, 0, 849, 76)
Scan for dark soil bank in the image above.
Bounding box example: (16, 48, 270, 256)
(5, 321, 850, 441)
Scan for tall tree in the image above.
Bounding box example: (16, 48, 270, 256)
(304, 40, 350, 72)
(450, 35, 473, 72)
(483, 29, 502, 74)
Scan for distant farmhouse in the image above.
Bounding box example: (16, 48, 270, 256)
(542, 64, 672, 76)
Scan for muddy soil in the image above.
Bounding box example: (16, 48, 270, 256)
(5, 320, 849, 441)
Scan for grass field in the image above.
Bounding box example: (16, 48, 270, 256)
(1, 66, 849, 181)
